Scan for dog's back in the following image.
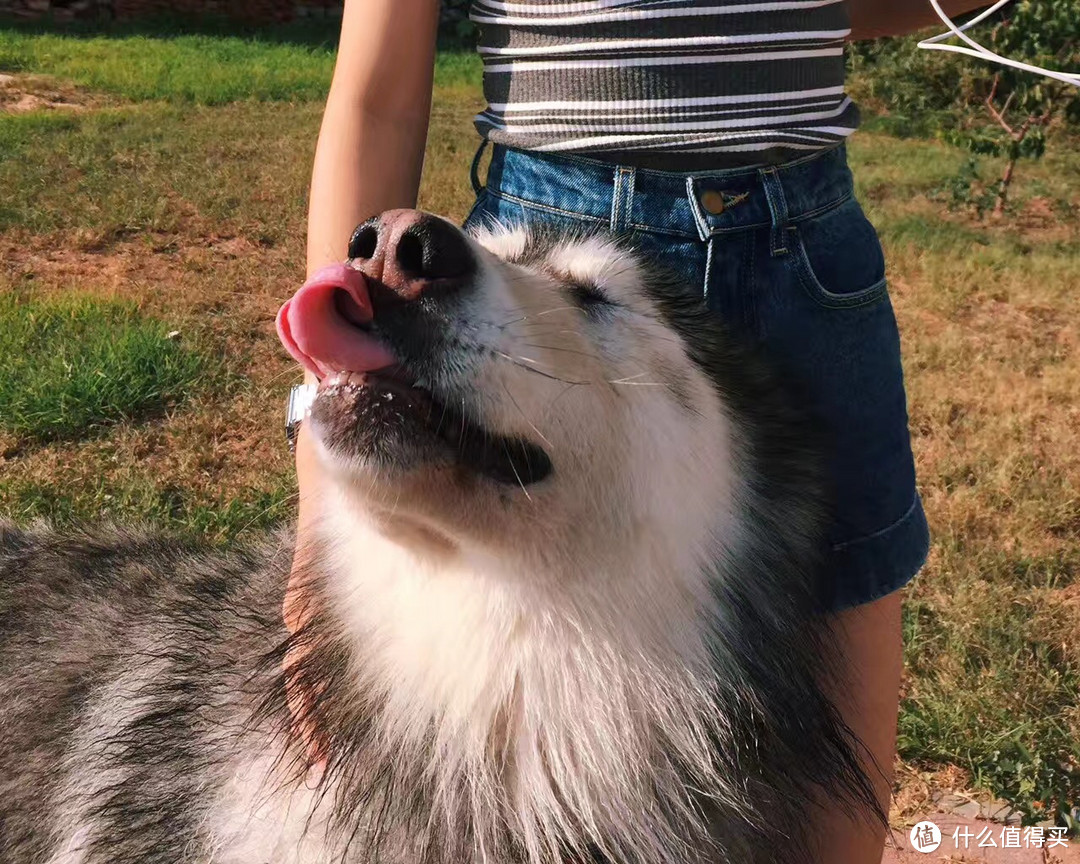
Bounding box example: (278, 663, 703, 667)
(0, 524, 296, 864)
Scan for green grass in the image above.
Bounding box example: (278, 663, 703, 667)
(0, 84, 481, 237)
(0, 102, 324, 234)
(900, 554, 1080, 825)
(0, 473, 294, 544)
(0, 27, 481, 104)
(0, 293, 215, 443)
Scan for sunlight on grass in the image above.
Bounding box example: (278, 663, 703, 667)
(0, 89, 482, 236)
(900, 565, 1080, 824)
(0, 28, 481, 104)
(0, 473, 295, 544)
(0, 102, 322, 234)
(0, 293, 214, 443)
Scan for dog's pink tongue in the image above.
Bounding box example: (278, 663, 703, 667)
(276, 263, 397, 378)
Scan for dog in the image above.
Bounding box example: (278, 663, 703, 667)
(0, 211, 880, 864)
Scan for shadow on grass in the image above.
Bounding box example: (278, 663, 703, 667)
(0, 12, 476, 52)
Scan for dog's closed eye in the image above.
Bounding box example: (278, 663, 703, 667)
(565, 281, 615, 313)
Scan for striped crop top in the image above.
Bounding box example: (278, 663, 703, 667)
(470, 0, 860, 167)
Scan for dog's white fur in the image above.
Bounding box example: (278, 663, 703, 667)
(222, 227, 745, 863)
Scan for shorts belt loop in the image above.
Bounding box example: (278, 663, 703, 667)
(703, 237, 715, 302)
(759, 166, 790, 257)
(610, 165, 636, 233)
(470, 140, 490, 196)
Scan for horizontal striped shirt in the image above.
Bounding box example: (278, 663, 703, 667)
(471, 0, 860, 166)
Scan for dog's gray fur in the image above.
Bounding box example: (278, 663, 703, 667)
(0, 225, 881, 864)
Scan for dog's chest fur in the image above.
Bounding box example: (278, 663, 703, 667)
(0, 516, 869, 864)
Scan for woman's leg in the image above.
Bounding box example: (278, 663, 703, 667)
(812, 589, 904, 863)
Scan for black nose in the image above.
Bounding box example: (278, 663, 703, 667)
(348, 210, 475, 302)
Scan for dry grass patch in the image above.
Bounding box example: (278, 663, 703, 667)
(0, 72, 113, 113)
(0, 386, 296, 541)
(890, 762, 976, 826)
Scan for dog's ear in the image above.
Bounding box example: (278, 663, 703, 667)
(467, 222, 530, 262)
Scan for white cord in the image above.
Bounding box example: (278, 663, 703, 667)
(917, 0, 1080, 88)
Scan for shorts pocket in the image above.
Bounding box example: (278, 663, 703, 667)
(787, 197, 889, 310)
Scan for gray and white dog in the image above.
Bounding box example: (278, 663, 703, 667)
(0, 211, 879, 864)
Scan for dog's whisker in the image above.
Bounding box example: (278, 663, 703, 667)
(497, 314, 530, 328)
(547, 380, 583, 410)
(532, 305, 579, 319)
(233, 492, 299, 538)
(501, 351, 540, 366)
(502, 321, 578, 334)
(501, 441, 533, 502)
(500, 380, 554, 449)
(434, 400, 450, 437)
(494, 351, 589, 386)
(608, 379, 667, 387)
(495, 305, 576, 328)
(265, 367, 310, 387)
(459, 395, 468, 455)
(511, 360, 589, 386)
(521, 342, 604, 362)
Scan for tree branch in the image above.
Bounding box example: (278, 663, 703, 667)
(984, 75, 1016, 135)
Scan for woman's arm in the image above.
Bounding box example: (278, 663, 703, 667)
(849, 0, 990, 41)
(287, 0, 440, 678)
(306, 0, 441, 276)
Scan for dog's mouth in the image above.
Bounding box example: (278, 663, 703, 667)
(276, 250, 552, 488)
(312, 365, 553, 487)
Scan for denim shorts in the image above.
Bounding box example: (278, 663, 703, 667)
(462, 142, 930, 612)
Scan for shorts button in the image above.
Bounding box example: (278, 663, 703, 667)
(700, 190, 725, 215)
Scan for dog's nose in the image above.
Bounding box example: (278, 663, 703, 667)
(274, 211, 476, 379)
(348, 210, 475, 304)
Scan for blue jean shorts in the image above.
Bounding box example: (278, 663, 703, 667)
(462, 142, 929, 612)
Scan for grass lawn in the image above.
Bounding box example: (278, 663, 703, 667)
(0, 292, 217, 442)
(2, 18, 1079, 833)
